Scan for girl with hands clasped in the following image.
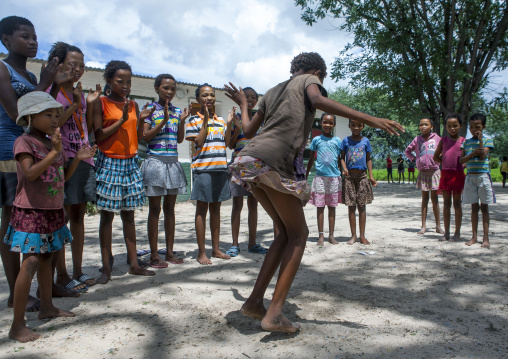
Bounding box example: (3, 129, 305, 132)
(225, 52, 403, 333)
(341, 119, 377, 245)
(185, 84, 233, 265)
(140, 74, 190, 268)
(0, 16, 76, 312)
(5, 92, 96, 343)
(46, 41, 102, 293)
(93, 60, 155, 284)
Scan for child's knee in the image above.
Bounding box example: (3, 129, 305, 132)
(480, 203, 489, 213)
(23, 255, 39, 273)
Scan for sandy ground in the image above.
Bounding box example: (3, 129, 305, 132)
(0, 182, 507, 359)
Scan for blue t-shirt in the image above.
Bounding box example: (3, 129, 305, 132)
(341, 136, 372, 170)
(0, 61, 37, 161)
(309, 135, 341, 177)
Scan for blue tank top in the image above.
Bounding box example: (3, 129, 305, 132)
(0, 60, 37, 161)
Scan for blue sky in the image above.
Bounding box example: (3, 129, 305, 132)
(2, 0, 506, 97)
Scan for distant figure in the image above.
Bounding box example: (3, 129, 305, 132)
(501, 156, 507, 188)
(407, 158, 416, 184)
(459, 113, 495, 249)
(386, 154, 394, 183)
(397, 154, 405, 183)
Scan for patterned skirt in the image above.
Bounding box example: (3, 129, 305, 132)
(342, 172, 373, 206)
(229, 156, 310, 206)
(140, 155, 187, 197)
(309, 176, 342, 207)
(95, 151, 145, 212)
(4, 207, 71, 253)
(417, 169, 441, 193)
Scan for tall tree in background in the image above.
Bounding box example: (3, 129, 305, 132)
(296, 0, 508, 135)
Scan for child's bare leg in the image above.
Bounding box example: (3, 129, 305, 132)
(66, 203, 94, 285)
(9, 254, 40, 342)
(147, 196, 164, 264)
(418, 191, 429, 234)
(451, 193, 462, 241)
(38, 253, 75, 320)
(241, 187, 287, 321)
(431, 190, 444, 233)
(440, 191, 451, 241)
(316, 207, 325, 245)
(52, 248, 82, 296)
(163, 195, 181, 262)
(121, 211, 155, 276)
(97, 210, 115, 284)
(249, 185, 306, 332)
(231, 196, 243, 248)
(480, 204, 490, 249)
(347, 206, 357, 244)
(247, 196, 258, 248)
(358, 205, 370, 244)
(195, 201, 211, 264)
(210, 202, 229, 260)
(466, 203, 479, 246)
(328, 206, 338, 244)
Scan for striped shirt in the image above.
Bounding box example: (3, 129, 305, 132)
(185, 114, 227, 172)
(231, 113, 262, 158)
(461, 137, 494, 173)
(145, 102, 182, 156)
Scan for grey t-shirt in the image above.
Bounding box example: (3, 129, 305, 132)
(239, 74, 326, 178)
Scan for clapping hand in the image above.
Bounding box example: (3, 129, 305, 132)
(76, 144, 97, 160)
(86, 84, 102, 104)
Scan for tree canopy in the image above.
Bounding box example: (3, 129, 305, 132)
(296, 0, 508, 135)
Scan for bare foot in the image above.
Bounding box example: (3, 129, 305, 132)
(197, 253, 212, 265)
(38, 306, 75, 320)
(359, 237, 371, 245)
(9, 325, 41, 343)
(165, 253, 184, 264)
(481, 240, 490, 249)
(212, 250, 231, 260)
(261, 314, 301, 333)
(328, 235, 339, 245)
(128, 266, 155, 276)
(316, 237, 324, 246)
(347, 236, 357, 245)
(98, 255, 114, 273)
(240, 301, 267, 321)
(96, 273, 111, 285)
(436, 227, 445, 234)
(465, 237, 477, 246)
(450, 233, 461, 242)
(417, 227, 426, 235)
(438, 233, 449, 242)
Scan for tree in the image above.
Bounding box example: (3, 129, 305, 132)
(296, 0, 508, 135)
(484, 88, 508, 157)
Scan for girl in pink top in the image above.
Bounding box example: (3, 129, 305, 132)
(46, 42, 102, 292)
(405, 118, 443, 235)
(433, 113, 465, 242)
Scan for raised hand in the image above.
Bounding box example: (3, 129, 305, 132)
(121, 100, 131, 122)
(363, 117, 405, 136)
(72, 82, 83, 106)
(76, 144, 97, 160)
(224, 82, 246, 106)
(201, 103, 209, 123)
(86, 84, 102, 104)
(54, 63, 77, 86)
(233, 113, 241, 128)
(140, 102, 156, 121)
(179, 107, 190, 122)
(227, 106, 237, 125)
(39, 57, 62, 88)
(51, 127, 63, 154)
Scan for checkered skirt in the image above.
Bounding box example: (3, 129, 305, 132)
(95, 151, 145, 212)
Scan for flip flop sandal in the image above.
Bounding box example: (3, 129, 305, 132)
(64, 279, 88, 293)
(148, 259, 169, 268)
(225, 246, 240, 257)
(78, 274, 96, 287)
(136, 249, 151, 256)
(168, 257, 184, 264)
(158, 248, 177, 255)
(248, 244, 268, 254)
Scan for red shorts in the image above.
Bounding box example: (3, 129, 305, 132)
(439, 170, 465, 193)
(408, 168, 415, 173)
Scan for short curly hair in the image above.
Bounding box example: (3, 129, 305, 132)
(154, 73, 176, 88)
(0, 16, 34, 48)
(445, 113, 462, 125)
(103, 60, 132, 80)
(47, 41, 83, 64)
(195, 83, 213, 99)
(242, 87, 259, 100)
(321, 112, 336, 124)
(469, 113, 486, 126)
(290, 52, 327, 77)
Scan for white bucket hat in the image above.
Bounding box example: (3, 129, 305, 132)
(16, 91, 64, 127)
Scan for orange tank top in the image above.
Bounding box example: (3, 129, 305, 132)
(98, 97, 138, 159)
